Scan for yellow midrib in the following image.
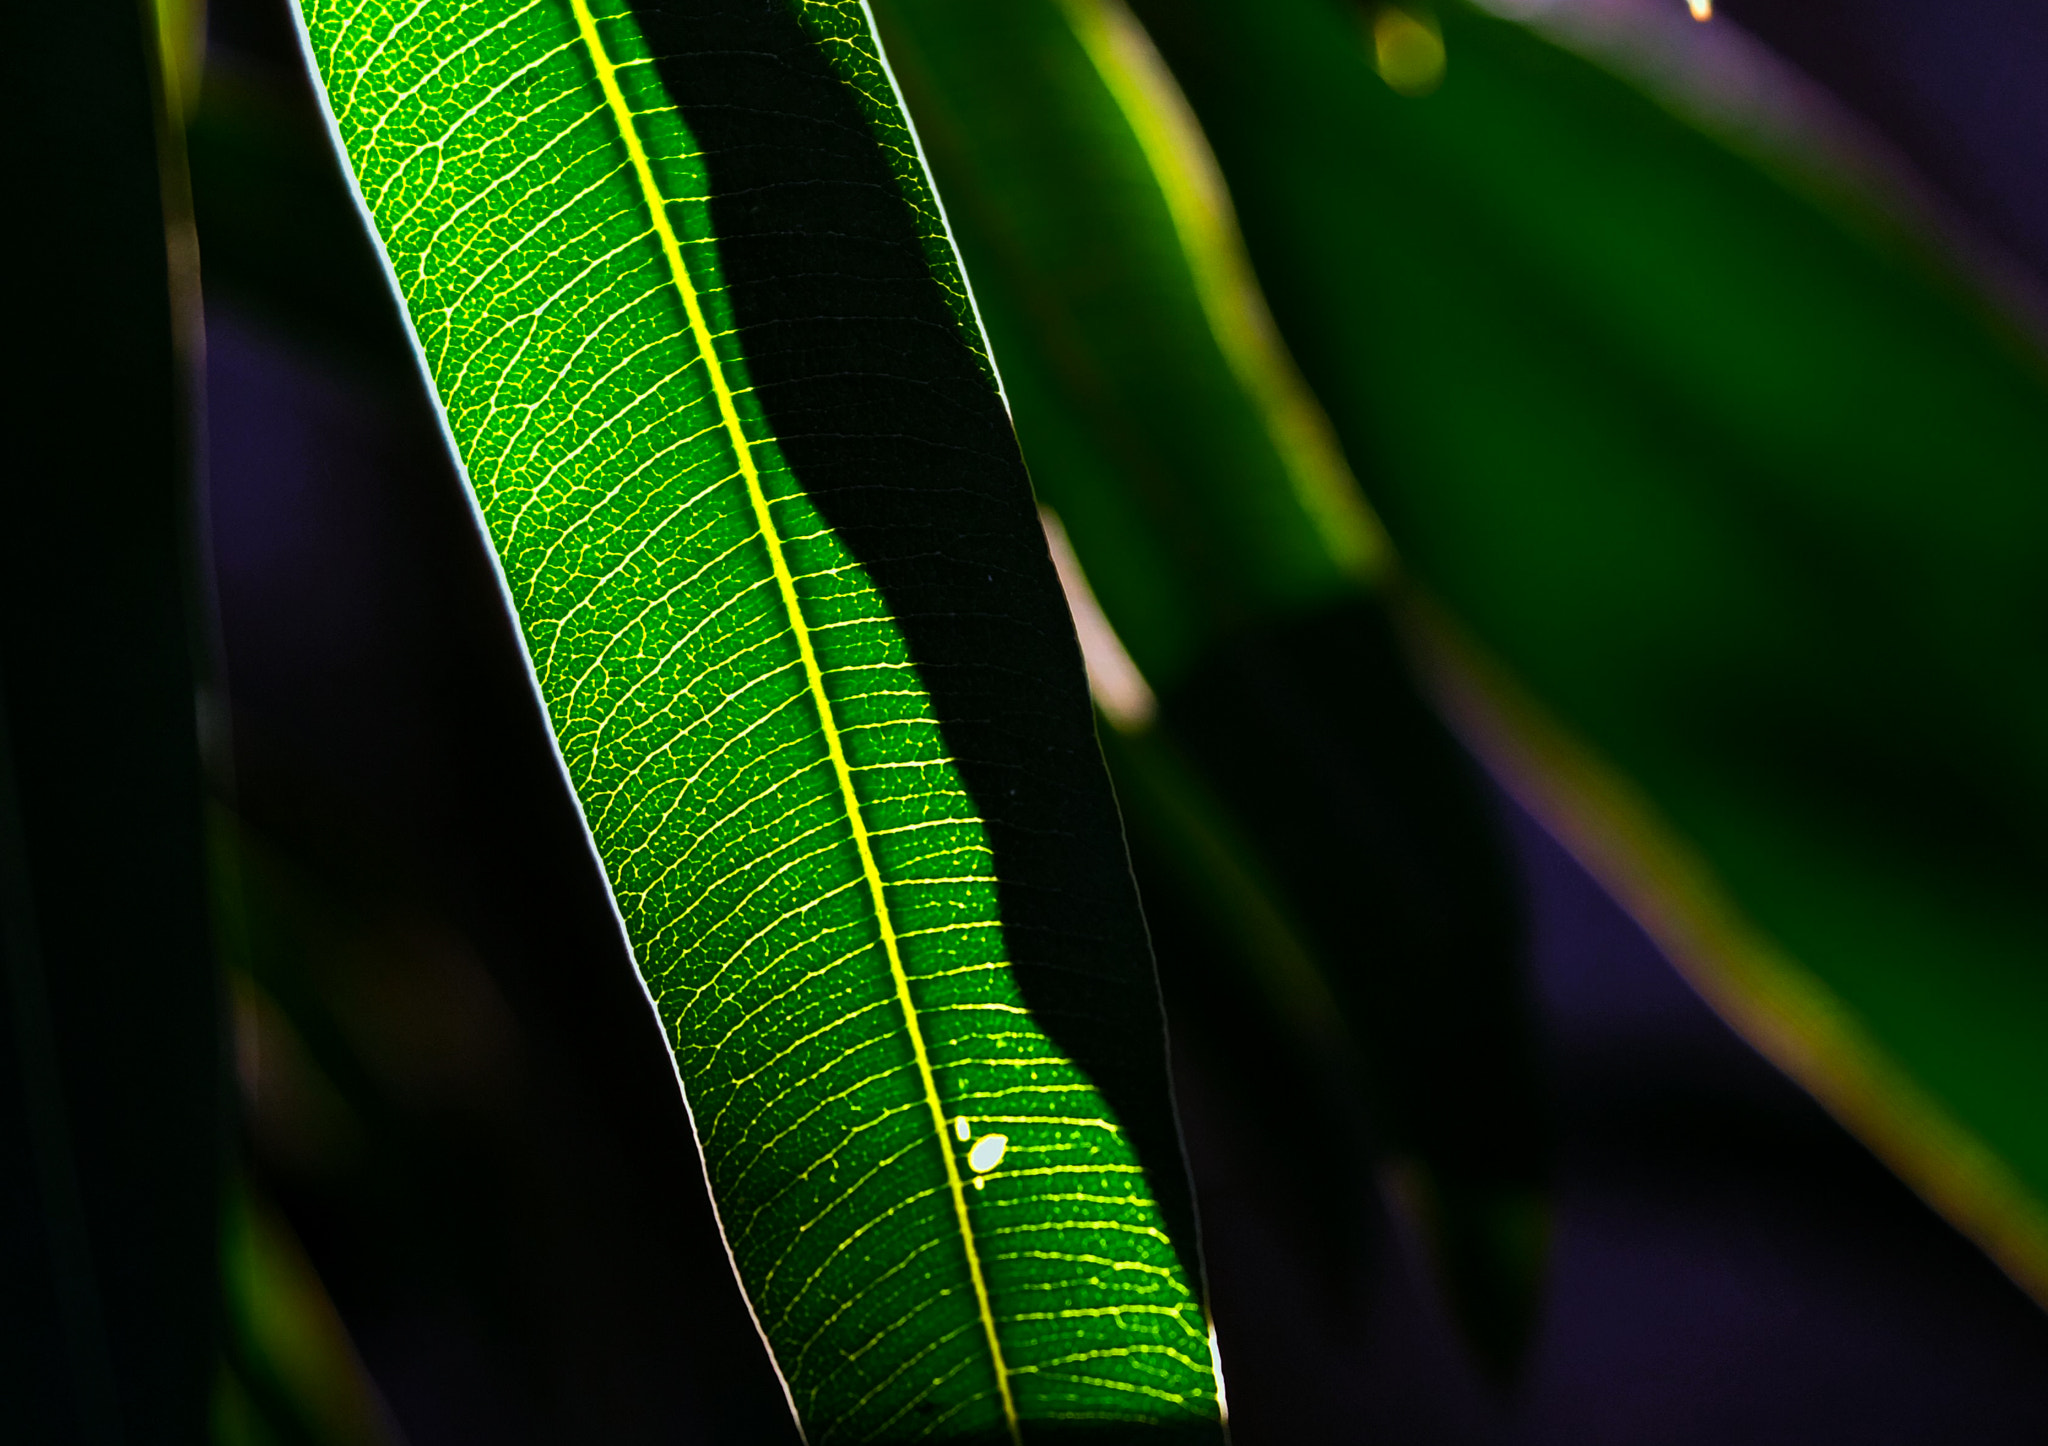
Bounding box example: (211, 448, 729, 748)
(566, 5, 1021, 1439)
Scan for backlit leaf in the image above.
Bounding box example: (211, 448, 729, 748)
(291, 1, 1223, 1438)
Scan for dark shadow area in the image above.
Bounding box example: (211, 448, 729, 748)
(1164, 600, 1543, 1187)
(1157, 598, 1550, 1373)
(1175, 788, 2048, 1444)
(4, 7, 219, 1443)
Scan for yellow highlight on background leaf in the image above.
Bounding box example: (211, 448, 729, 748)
(1373, 7, 1446, 98)
(1689, 0, 1713, 18)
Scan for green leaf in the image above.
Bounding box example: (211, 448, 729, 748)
(1135, 0, 2048, 1298)
(217, 1178, 395, 1446)
(870, 0, 1550, 1368)
(877, 0, 1387, 683)
(290, 1, 1221, 1439)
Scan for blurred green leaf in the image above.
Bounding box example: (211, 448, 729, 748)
(216, 1179, 395, 1446)
(4, 2, 218, 1440)
(878, 0, 1386, 681)
(290, 0, 1221, 1438)
(153, 0, 208, 120)
(1134, 0, 2048, 1297)
(872, 0, 1553, 1369)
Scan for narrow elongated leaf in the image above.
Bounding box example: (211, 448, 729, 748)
(217, 1176, 395, 1446)
(291, 1, 1221, 1439)
(1134, 0, 2048, 1298)
(878, 0, 1385, 679)
(870, 0, 1550, 1366)
(5, 3, 218, 1440)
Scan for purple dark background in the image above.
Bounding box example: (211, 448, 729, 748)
(1717, 0, 2048, 290)
(202, 0, 2048, 1439)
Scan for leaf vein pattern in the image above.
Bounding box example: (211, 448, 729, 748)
(300, 0, 1217, 1437)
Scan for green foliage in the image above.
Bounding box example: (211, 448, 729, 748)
(1135, 0, 2048, 1292)
(294, 0, 1219, 1438)
(215, 1178, 393, 1446)
(870, 0, 1552, 1370)
(17, 0, 2048, 1436)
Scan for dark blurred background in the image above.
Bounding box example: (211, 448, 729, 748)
(195, 0, 2048, 1440)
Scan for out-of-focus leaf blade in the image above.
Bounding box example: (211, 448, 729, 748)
(290, 1, 1222, 1439)
(871, 0, 1552, 1369)
(216, 1178, 396, 1446)
(878, 0, 1385, 679)
(3, 3, 219, 1441)
(1133, 0, 2048, 1296)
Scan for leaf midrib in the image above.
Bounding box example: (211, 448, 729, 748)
(565, 3, 1021, 1437)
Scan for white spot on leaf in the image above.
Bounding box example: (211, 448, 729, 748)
(967, 1133, 1008, 1174)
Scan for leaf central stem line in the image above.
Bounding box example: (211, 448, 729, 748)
(567, 5, 1020, 1438)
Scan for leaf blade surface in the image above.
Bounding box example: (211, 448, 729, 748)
(871, 0, 1552, 1368)
(1132, 0, 2048, 1297)
(294, 1, 1222, 1438)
